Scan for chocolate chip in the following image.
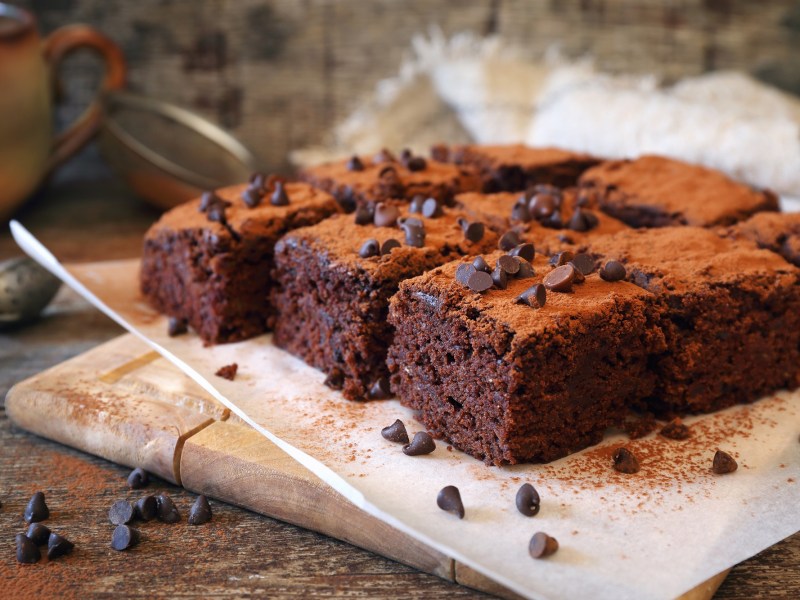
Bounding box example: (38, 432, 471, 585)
(509, 243, 535, 263)
(111, 524, 140, 551)
(430, 144, 449, 162)
(472, 256, 491, 273)
(402, 223, 426, 247)
(612, 447, 640, 474)
(24, 491, 49, 523)
(528, 193, 557, 218)
(499, 230, 520, 251)
(381, 238, 401, 255)
(544, 212, 563, 229)
(373, 148, 396, 163)
(516, 483, 541, 517)
(249, 171, 266, 187)
(359, 239, 380, 258)
(346, 155, 365, 171)
(462, 221, 485, 243)
(436, 485, 465, 519)
(47, 533, 74, 560)
(515, 259, 535, 279)
(544, 264, 576, 293)
(109, 500, 135, 525)
(400, 148, 412, 162)
(406, 156, 427, 171)
(378, 165, 397, 178)
(381, 419, 409, 444)
(568, 207, 593, 232)
(369, 377, 392, 399)
(467, 270, 494, 293)
(409, 195, 425, 213)
(199, 190, 221, 212)
(338, 186, 356, 213)
(188, 495, 213, 525)
(570, 253, 596, 276)
(571, 265, 586, 284)
(492, 266, 508, 289)
(529, 532, 558, 558)
(206, 200, 230, 225)
(511, 200, 531, 223)
(456, 263, 477, 285)
(497, 254, 520, 275)
(712, 450, 738, 474)
(127, 467, 149, 490)
(134, 496, 158, 521)
(215, 363, 238, 381)
(324, 368, 345, 390)
(26, 523, 51, 546)
(167, 317, 187, 337)
(241, 184, 264, 208)
(270, 181, 290, 206)
(403, 431, 436, 456)
(600, 260, 626, 282)
(374, 203, 399, 227)
(156, 493, 180, 523)
(516, 284, 546, 308)
(354, 205, 374, 225)
(421, 197, 442, 218)
(583, 210, 599, 229)
(549, 251, 574, 267)
(660, 418, 691, 440)
(16, 533, 40, 564)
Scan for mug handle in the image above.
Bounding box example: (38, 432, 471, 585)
(41, 25, 127, 174)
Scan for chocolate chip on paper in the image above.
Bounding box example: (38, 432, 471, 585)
(529, 532, 558, 558)
(403, 431, 436, 456)
(612, 447, 640, 474)
(712, 450, 738, 474)
(381, 419, 410, 444)
(437, 485, 465, 519)
(515, 483, 541, 517)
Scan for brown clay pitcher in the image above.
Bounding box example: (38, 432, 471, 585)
(0, 2, 126, 221)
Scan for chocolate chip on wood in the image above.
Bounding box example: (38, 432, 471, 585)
(47, 532, 74, 560)
(16, 533, 41, 564)
(26, 523, 51, 546)
(134, 496, 158, 521)
(188, 495, 213, 525)
(156, 493, 181, 523)
(109, 500, 135, 526)
(24, 491, 49, 523)
(111, 524, 140, 551)
(127, 467, 150, 489)
(436, 486, 465, 519)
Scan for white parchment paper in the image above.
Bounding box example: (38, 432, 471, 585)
(12, 221, 800, 600)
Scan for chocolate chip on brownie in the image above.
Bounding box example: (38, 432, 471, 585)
(359, 239, 380, 258)
(472, 256, 491, 273)
(509, 243, 535, 263)
(346, 155, 365, 172)
(712, 450, 738, 474)
(549, 251, 574, 267)
(515, 483, 541, 516)
(492, 266, 508, 289)
(369, 377, 392, 399)
(511, 199, 531, 223)
(437, 485, 465, 519)
(403, 431, 436, 456)
(402, 222, 426, 247)
(612, 447, 640, 474)
(241, 183, 265, 208)
(270, 181, 290, 206)
(462, 220, 485, 243)
(529, 192, 557, 218)
(24, 491, 49, 523)
(516, 284, 547, 309)
(467, 270, 494, 293)
(374, 203, 399, 227)
(600, 260, 627, 282)
(409, 195, 425, 213)
(544, 264, 576, 293)
(422, 197, 442, 218)
(406, 156, 427, 172)
(381, 419, 410, 444)
(497, 254, 520, 275)
(499, 230, 521, 251)
(570, 253, 596, 276)
(456, 263, 477, 285)
(379, 238, 401, 255)
(529, 532, 558, 558)
(354, 205, 374, 225)
(515, 259, 535, 279)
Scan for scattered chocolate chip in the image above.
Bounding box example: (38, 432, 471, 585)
(338, 186, 356, 213)
(111, 524, 140, 551)
(544, 264, 576, 293)
(511, 200, 531, 223)
(660, 418, 691, 440)
(199, 190, 221, 212)
(499, 230, 521, 251)
(406, 156, 427, 171)
(156, 493, 181, 523)
(402, 223, 426, 247)
(16, 533, 40, 564)
(570, 253, 596, 276)
(515, 259, 535, 279)
(26, 523, 51, 546)
(528, 193, 557, 218)
(215, 363, 238, 381)
(571, 265, 586, 284)
(369, 377, 392, 399)
(270, 181, 290, 206)
(374, 203, 399, 227)
(354, 205, 374, 225)
(456, 263, 477, 285)
(167, 317, 188, 337)
(403, 431, 436, 456)
(373, 148, 396, 163)
(544, 212, 564, 229)
(437, 485, 465, 519)
(712, 450, 738, 474)
(462, 221, 485, 243)
(206, 199, 230, 225)
(127, 467, 149, 490)
(516, 284, 547, 309)
(472, 256, 491, 273)
(516, 483, 541, 517)
(409, 195, 425, 213)
(324, 368, 345, 390)
(509, 243, 535, 263)
(497, 254, 521, 275)
(549, 251, 574, 267)
(612, 447, 640, 474)
(346, 155, 365, 171)
(359, 239, 380, 258)
(134, 496, 158, 521)
(47, 533, 74, 560)
(529, 532, 558, 558)
(24, 491, 49, 523)
(188, 495, 213, 525)
(467, 270, 494, 293)
(568, 207, 595, 232)
(421, 197, 442, 218)
(583, 210, 599, 229)
(600, 260, 626, 282)
(109, 500, 135, 526)
(381, 238, 401, 255)
(491, 266, 508, 289)
(381, 419, 410, 444)
(241, 184, 264, 208)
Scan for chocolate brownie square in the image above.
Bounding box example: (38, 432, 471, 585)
(436, 144, 600, 192)
(455, 187, 629, 256)
(271, 202, 499, 401)
(141, 179, 339, 344)
(721, 211, 800, 267)
(579, 155, 779, 228)
(387, 252, 665, 465)
(299, 149, 481, 212)
(585, 227, 800, 414)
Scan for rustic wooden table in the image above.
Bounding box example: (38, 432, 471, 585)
(1, 179, 799, 598)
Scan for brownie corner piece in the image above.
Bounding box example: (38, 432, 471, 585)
(387, 252, 664, 465)
(140, 180, 339, 344)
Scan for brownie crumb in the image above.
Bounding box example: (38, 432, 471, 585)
(624, 414, 657, 439)
(660, 418, 691, 440)
(712, 450, 738, 474)
(215, 363, 238, 381)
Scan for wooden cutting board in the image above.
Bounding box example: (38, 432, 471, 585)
(5, 333, 728, 600)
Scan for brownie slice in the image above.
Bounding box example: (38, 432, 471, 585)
(435, 144, 600, 192)
(456, 187, 629, 256)
(387, 252, 665, 465)
(578, 155, 779, 228)
(299, 149, 481, 212)
(721, 212, 800, 267)
(141, 180, 339, 344)
(271, 203, 499, 401)
(585, 227, 800, 414)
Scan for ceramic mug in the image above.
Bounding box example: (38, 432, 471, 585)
(0, 2, 126, 220)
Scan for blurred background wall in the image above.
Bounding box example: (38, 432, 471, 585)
(12, 0, 800, 177)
